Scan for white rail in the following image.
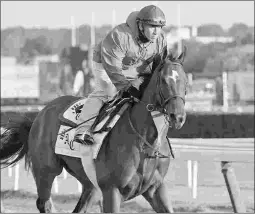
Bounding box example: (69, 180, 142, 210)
(169, 138, 254, 204)
(3, 138, 254, 211)
(170, 138, 254, 162)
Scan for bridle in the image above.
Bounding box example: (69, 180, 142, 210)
(126, 59, 186, 196)
(158, 62, 186, 105)
(137, 61, 186, 126)
(128, 59, 186, 155)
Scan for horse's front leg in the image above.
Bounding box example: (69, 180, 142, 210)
(101, 186, 121, 213)
(142, 182, 174, 213)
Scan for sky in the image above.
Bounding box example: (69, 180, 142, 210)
(1, 1, 254, 30)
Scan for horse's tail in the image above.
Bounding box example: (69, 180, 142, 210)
(0, 114, 33, 170)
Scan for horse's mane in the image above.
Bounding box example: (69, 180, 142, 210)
(137, 72, 154, 94)
(137, 45, 186, 95)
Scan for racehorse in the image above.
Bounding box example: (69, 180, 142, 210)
(0, 47, 188, 213)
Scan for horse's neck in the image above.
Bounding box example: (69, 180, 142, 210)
(131, 104, 151, 131)
(130, 78, 158, 133)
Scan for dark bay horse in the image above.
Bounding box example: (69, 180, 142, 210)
(0, 48, 188, 213)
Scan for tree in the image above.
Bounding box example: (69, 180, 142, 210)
(197, 24, 226, 36)
(228, 23, 253, 46)
(18, 36, 52, 64)
(240, 32, 254, 45)
(223, 44, 254, 71)
(182, 40, 204, 74)
(1, 27, 26, 57)
(204, 44, 254, 74)
(228, 23, 249, 38)
(182, 40, 227, 74)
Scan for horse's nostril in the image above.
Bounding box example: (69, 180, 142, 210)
(170, 114, 175, 120)
(170, 114, 184, 124)
(178, 116, 183, 124)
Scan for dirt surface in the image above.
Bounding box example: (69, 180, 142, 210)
(1, 159, 254, 213)
(1, 188, 254, 213)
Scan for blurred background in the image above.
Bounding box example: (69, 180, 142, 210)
(1, 1, 254, 213)
(1, 1, 254, 113)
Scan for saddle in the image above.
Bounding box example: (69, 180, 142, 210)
(58, 91, 132, 132)
(90, 93, 131, 134)
(55, 92, 133, 159)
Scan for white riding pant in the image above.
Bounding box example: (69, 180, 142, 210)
(75, 62, 117, 135)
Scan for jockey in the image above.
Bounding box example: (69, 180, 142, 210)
(74, 5, 167, 145)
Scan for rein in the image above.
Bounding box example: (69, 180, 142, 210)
(127, 107, 174, 159)
(137, 61, 185, 127)
(127, 61, 184, 159)
(125, 60, 185, 196)
(127, 106, 174, 197)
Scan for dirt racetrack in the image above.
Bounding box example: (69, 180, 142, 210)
(1, 159, 254, 213)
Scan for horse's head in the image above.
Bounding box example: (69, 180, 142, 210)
(139, 47, 188, 129)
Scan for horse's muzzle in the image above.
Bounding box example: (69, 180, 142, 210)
(169, 112, 186, 129)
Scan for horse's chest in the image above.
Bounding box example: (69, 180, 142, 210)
(120, 158, 164, 200)
(121, 170, 161, 201)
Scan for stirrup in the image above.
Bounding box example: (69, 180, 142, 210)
(74, 133, 94, 146)
(83, 133, 95, 145)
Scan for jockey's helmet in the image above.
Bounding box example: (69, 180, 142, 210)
(136, 5, 166, 27)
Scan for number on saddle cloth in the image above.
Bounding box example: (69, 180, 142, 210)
(90, 91, 131, 134)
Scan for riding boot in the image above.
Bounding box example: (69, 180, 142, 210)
(73, 91, 107, 146)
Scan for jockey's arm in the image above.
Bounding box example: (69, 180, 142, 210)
(100, 30, 134, 92)
(100, 28, 167, 94)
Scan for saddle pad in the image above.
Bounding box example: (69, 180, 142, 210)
(55, 102, 131, 159)
(59, 98, 87, 128)
(55, 124, 109, 159)
(55, 125, 82, 158)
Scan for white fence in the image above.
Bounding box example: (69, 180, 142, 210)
(170, 138, 254, 200)
(5, 138, 254, 191)
(170, 138, 254, 213)
(5, 164, 82, 194)
(171, 138, 254, 162)
(3, 138, 254, 212)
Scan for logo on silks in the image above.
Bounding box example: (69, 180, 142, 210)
(71, 103, 84, 120)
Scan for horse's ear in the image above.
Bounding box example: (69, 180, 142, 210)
(162, 46, 168, 61)
(168, 50, 175, 62)
(152, 54, 161, 71)
(152, 46, 168, 71)
(177, 45, 187, 63)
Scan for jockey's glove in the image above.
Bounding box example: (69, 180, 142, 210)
(131, 77, 144, 90)
(126, 85, 142, 99)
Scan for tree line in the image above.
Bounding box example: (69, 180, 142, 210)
(1, 22, 254, 76)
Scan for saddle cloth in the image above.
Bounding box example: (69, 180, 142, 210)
(55, 97, 130, 159)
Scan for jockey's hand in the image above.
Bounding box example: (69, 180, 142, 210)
(131, 77, 144, 90)
(120, 77, 144, 99)
(126, 85, 142, 100)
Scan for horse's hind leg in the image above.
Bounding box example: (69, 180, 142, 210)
(142, 182, 174, 213)
(29, 104, 64, 212)
(32, 163, 61, 213)
(59, 156, 102, 213)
